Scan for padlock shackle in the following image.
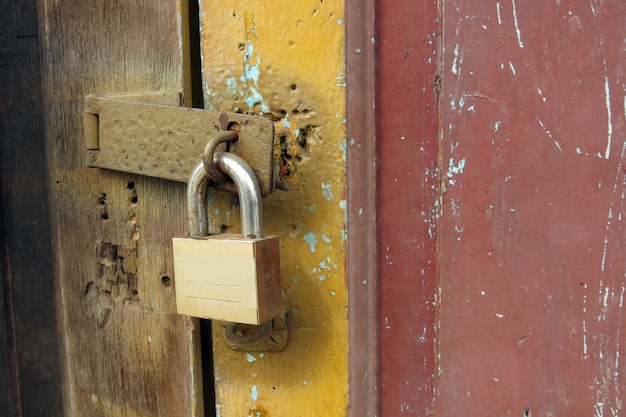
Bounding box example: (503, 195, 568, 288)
(187, 161, 210, 238)
(215, 152, 263, 238)
(186, 152, 263, 239)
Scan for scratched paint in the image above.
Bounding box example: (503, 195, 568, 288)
(604, 76, 613, 159)
(438, 1, 626, 416)
(198, 1, 347, 415)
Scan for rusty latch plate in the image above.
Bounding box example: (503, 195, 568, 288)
(83, 93, 275, 196)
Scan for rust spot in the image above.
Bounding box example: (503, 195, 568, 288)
(247, 407, 268, 417)
(219, 112, 229, 131)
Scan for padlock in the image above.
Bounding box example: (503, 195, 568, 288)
(172, 152, 282, 325)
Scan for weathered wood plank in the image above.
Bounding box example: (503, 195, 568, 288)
(0, 0, 63, 415)
(37, 1, 202, 415)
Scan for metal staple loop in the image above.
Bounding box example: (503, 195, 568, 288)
(203, 130, 238, 184)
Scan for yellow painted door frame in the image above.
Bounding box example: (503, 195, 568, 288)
(198, 2, 352, 415)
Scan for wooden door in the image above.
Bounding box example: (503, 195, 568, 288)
(33, 1, 202, 416)
(0, 1, 62, 415)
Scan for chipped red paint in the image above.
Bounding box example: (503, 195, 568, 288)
(373, 0, 626, 415)
(437, 1, 626, 415)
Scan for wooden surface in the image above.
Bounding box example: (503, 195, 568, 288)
(437, 1, 626, 415)
(0, 0, 62, 415)
(37, 1, 202, 415)
(376, 1, 440, 415)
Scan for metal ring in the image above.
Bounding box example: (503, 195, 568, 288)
(224, 321, 273, 348)
(203, 130, 238, 184)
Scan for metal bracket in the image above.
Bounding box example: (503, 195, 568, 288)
(222, 313, 289, 352)
(83, 92, 275, 196)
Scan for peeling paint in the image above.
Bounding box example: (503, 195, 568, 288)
(303, 232, 317, 253)
(339, 200, 348, 241)
(447, 158, 466, 181)
(452, 44, 460, 74)
(241, 43, 270, 113)
(321, 183, 336, 201)
(339, 138, 347, 162)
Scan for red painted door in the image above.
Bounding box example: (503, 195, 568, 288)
(372, 1, 626, 415)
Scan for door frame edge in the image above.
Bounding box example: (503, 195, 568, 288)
(346, 0, 378, 416)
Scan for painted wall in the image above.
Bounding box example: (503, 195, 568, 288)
(376, 1, 626, 415)
(438, 1, 626, 415)
(198, 1, 348, 415)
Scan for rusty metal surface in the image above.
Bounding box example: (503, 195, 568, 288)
(438, 1, 626, 415)
(84, 94, 275, 196)
(376, 0, 440, 415)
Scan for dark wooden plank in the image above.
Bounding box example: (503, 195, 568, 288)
(37, 1, 202, 416)
(0, 244, 14, 417)
(0, 0, 63, 415)
(438, 1, 626, 415)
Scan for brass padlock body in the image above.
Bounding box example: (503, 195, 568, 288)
(173, 234, 281, 325)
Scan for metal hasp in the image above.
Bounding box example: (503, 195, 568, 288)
(83, 93, 275, 197)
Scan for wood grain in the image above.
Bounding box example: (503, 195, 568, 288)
(37, 1, 202, 415)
